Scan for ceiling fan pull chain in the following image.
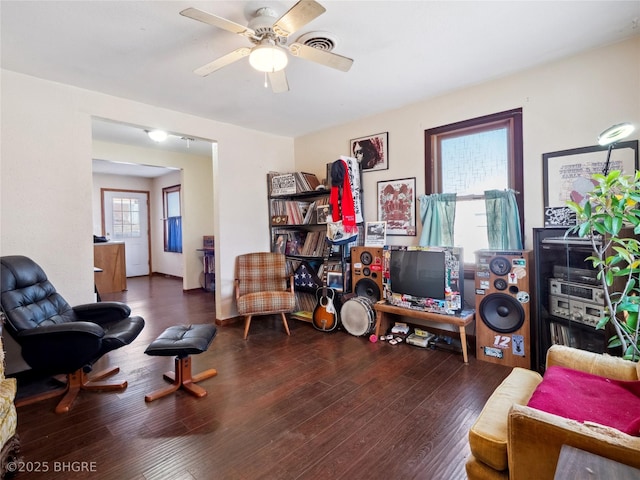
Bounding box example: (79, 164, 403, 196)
(264, 72, 268, 89)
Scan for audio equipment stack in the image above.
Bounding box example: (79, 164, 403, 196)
(475, 250, 533, 368)
(351, 246, 384, 303)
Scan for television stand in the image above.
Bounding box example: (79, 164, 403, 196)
(373, 301, 475, 363)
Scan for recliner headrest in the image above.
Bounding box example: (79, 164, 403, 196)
(0, 255, 48, 293)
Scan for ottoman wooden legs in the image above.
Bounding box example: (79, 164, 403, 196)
(145, 356, 218, 402)
(144, 324, 218, 403)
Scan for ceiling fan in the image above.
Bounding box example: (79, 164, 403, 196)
(180, 0, 353, 93)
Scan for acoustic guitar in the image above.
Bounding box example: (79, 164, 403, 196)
(312, 240, 339, 332)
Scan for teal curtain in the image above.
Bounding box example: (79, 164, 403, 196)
(418, 193, 457, 246)
(485, 189, 522, 249)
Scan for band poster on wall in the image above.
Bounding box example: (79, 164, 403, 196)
(377, 177, 416, 236)
(350, 132, 389, 172)
(542, 140, 639, 226)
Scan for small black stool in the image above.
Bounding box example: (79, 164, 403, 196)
(144, 324, 218, 402)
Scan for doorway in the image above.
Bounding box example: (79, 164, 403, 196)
(102, 189, 150, 277)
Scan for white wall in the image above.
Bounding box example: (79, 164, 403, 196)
(1, 70, 294, 320)
(294, 37, 640, 250)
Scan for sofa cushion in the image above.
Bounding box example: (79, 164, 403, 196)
(0, 378, 17, 448)
(527, 365, 640, 436)
(468, 367, 542, 472)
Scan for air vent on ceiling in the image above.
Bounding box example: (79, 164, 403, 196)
(296, 31, 337, 51)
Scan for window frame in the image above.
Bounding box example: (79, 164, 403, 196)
(424, 108, 524, 272)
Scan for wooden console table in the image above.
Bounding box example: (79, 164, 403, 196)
(94, 242, 127, 294)
(373, 301, 474, 363)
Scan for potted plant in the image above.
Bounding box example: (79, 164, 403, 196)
(566, 169, 640, 361)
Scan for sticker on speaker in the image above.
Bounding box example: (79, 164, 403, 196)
(483, 346, 504, 359)
(512, 335, 525, 356)
(517, 291, 530, 303)
(513, 266, 527, 279)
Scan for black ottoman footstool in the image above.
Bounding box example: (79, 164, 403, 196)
(144, 324, 218, 402)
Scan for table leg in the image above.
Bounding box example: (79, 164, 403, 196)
(374, 310, 390, 337)
(459, 325, 469, 364)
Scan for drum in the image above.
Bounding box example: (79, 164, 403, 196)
(341, 296, 376, 337)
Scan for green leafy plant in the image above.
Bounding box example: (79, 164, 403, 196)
(566, 170, 640, 361)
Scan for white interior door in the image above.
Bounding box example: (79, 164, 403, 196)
(103, 190, 150, 277)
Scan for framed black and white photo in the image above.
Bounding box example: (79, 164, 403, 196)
(542, 140, 639, 226)
(350, 132, 388, 172)
(316, 204, 330, 224)
(377, 177, 416, 236)
(365, 221, 387, 247)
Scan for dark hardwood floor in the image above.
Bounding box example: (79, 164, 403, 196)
(12, 276, 512, 479)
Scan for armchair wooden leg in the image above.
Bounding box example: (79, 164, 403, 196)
(281, 313, 290, 336)
(55, 367, 126, 414)
(16, 366, 127, 414)
(145, 356, 218, 402)
(243, 315, 253, 340)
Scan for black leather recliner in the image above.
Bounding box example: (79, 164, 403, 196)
(0, 255, 145, 413)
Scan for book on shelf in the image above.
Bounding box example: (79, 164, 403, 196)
(550, 321, 578, 348)
(268, 171, 322, 196)
(271, 195, 329, 226)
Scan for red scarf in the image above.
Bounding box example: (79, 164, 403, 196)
(330, 160, 357, 233)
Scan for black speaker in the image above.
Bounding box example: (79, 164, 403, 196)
(351, 246, 384, 303)
(475, 250, 532, 368)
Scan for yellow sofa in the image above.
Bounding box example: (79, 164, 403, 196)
(0, 335, 19, 478)
(466, 344, 640, 479)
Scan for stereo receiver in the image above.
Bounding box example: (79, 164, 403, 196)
(549, 278, 604, 304)
(548, 294, 604, 328)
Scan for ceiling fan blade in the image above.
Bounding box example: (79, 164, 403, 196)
(272, 0, 326, 37)
(289, 43, 353, 72)
(268, 70, 289, 93)
(180, 7, 257, 39)
(194, 47, 251, 77)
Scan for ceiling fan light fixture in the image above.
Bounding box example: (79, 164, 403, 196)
(147, 129, 169, 142)
(597, 122, 635, 146)
(249, 44, 288, 73)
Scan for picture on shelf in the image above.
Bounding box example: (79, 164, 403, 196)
(316, 204, 330, 224)
(365, 221, 387, 247)
(285, 232, 305, 256)
(273, 234, 287, 254)
(327, 272, 344, 292)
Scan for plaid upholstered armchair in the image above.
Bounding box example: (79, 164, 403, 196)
(234, 253, 295, 339)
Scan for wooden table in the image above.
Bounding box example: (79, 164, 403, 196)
(554, 444, 640, 479)
(373, 301, 474, 363)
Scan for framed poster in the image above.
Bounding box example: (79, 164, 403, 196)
(350, 132, 388, 171)
(542, 140, 638, 226)
(377, 177, 416, 236)
(365, 221, 387, 247)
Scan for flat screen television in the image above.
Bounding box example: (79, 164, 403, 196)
(383, 245, 464, 314)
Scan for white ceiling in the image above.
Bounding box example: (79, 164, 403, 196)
(2, 0, 640, 146)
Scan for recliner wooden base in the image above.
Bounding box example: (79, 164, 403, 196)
(15, 366, 127, 414)
(145, 356, 217, 402)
